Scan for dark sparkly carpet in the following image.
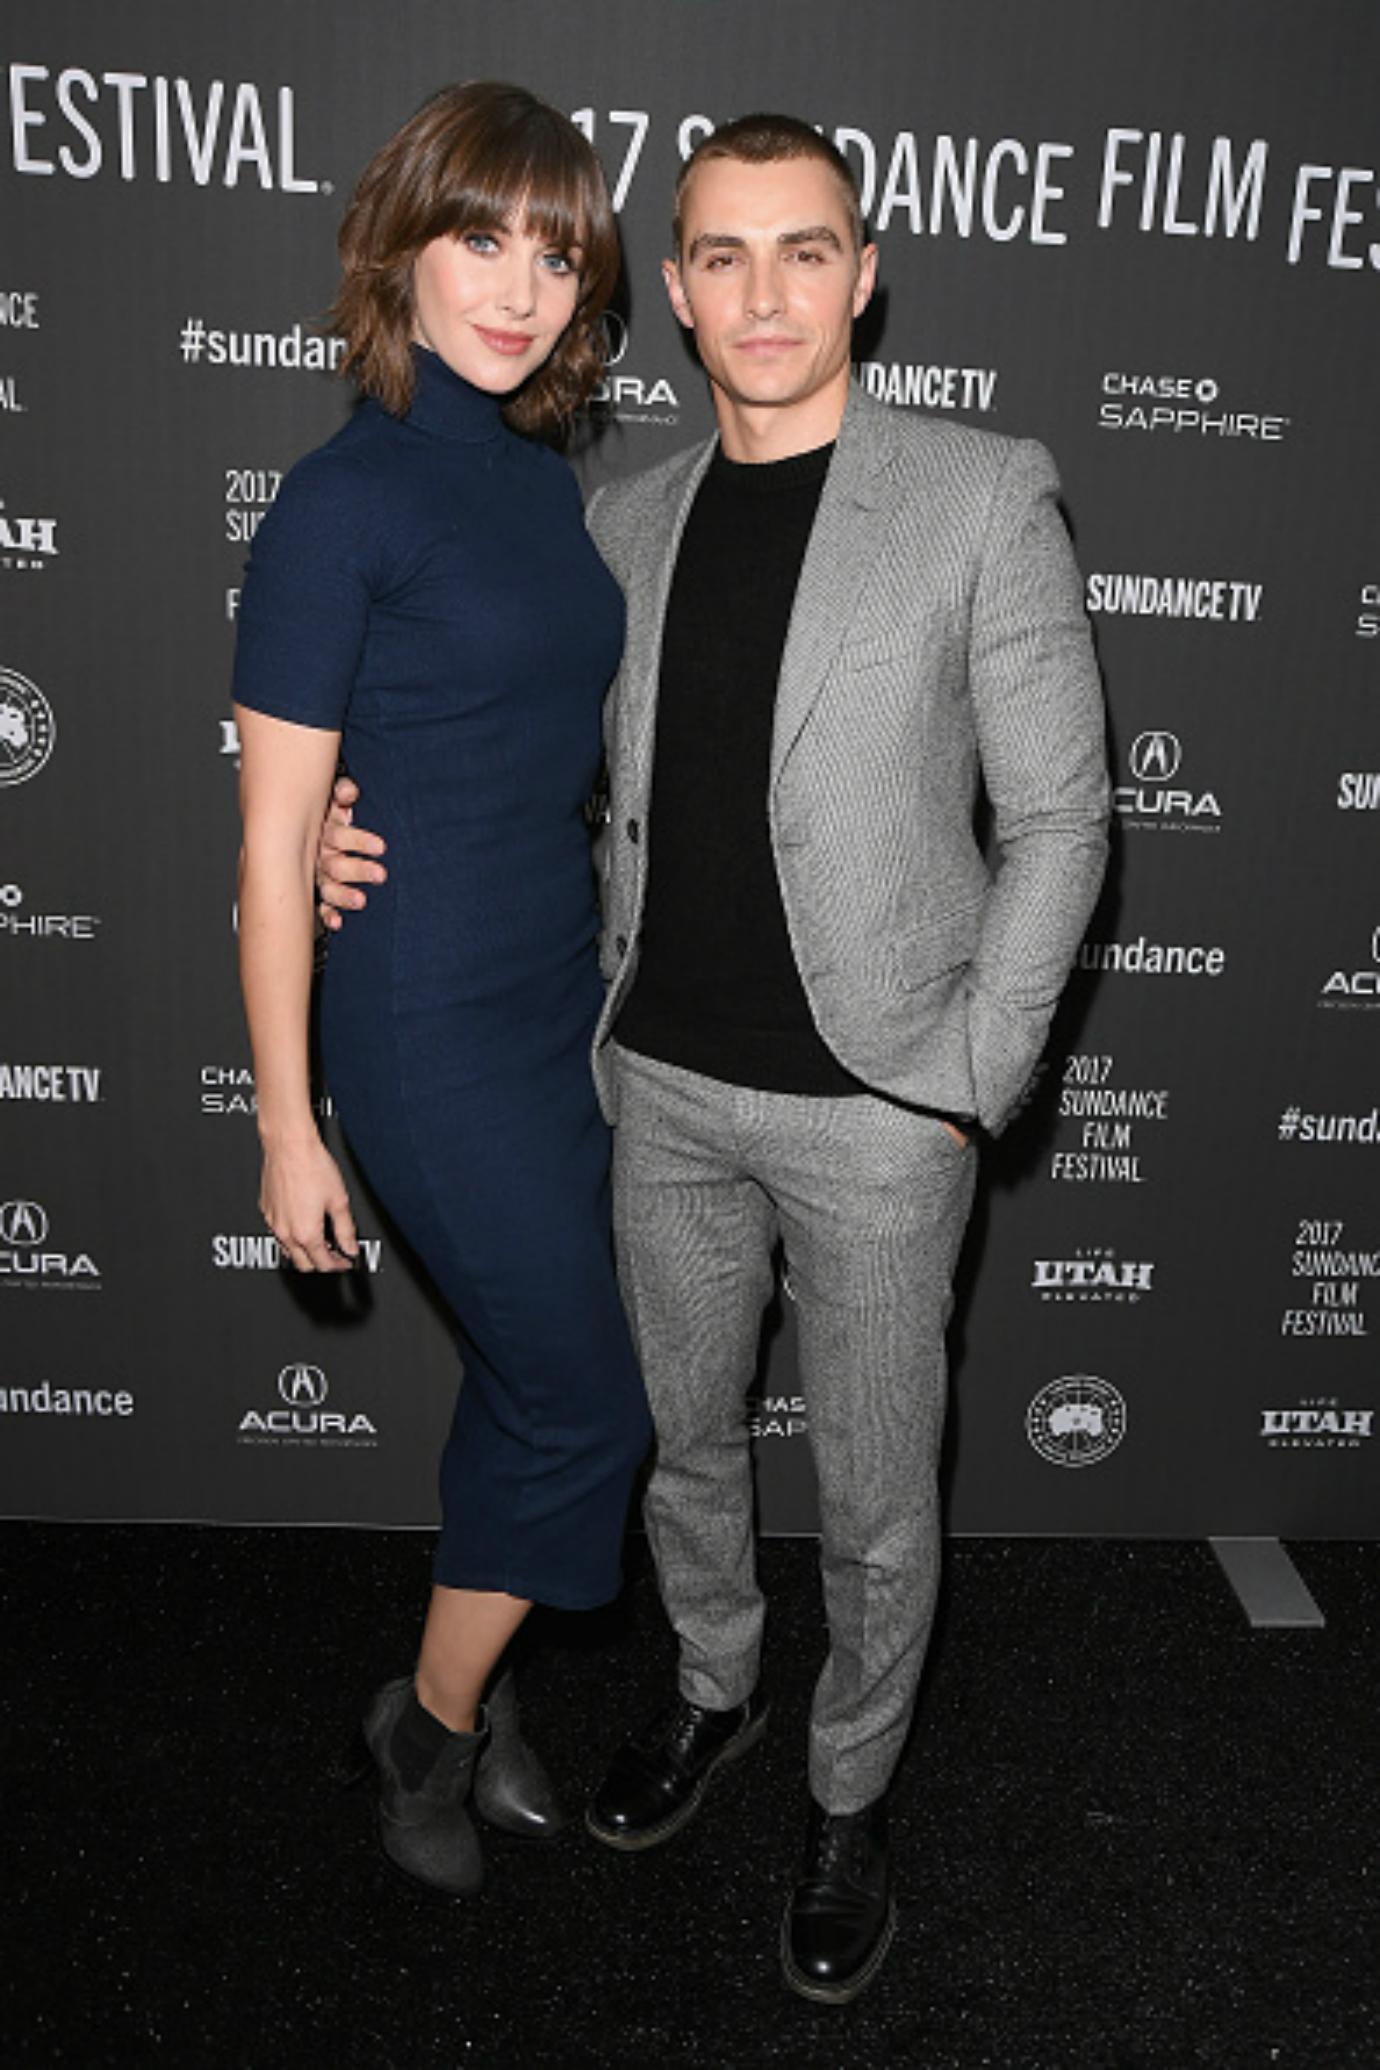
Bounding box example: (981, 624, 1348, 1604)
(2, 1527, 1377, 2069)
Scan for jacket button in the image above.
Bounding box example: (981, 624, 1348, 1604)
(615, 934, 629, 956)
(626, 819, 640, 844)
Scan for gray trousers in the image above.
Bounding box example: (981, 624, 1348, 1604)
(609, 1043, 978, 1814)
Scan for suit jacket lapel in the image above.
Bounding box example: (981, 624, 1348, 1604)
(620, 437, 716, 796)
(770, 383, 906, 789)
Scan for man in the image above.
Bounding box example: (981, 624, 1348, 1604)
(321, 114, 1108, 2003)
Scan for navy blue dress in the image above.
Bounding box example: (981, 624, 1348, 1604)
(233, 345, 651, 1609)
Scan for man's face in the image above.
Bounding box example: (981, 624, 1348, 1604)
(663, 155, 876, 423)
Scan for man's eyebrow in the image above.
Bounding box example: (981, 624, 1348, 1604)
(685, 225, 846, 261)
(687, 231, 746, 260)
(778, 225, 844, 250)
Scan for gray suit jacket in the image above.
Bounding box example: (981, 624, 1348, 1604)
(585, 382, 1109, 1136)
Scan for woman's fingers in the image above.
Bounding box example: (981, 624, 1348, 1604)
(328, 1192, 360, 1264)
(276, 1221, 355, 1272)
(262, 1154, 358, 1273)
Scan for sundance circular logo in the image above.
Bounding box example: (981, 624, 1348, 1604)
(1027, 1374, 1126, 1468)
(0, 668, 56, 787)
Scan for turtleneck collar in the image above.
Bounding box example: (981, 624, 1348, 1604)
(404, 343, 506, 445)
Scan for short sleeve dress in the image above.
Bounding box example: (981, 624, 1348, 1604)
(233, 345, 650, 1608)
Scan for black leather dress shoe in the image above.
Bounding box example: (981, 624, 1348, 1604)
(781, 1797, 896, 2004)
(585, 1691, 768, 1850)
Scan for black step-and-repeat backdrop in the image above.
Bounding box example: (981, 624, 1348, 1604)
(3, 3, 1376, 1539)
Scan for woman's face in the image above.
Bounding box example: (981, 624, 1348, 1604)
(411, 220, 582, 392)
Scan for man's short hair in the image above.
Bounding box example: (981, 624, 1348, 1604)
(673, 114, 865, 255)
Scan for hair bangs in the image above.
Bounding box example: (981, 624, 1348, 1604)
(428, 112, 598, 264)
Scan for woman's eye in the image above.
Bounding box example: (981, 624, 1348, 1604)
(463, 232, 499, 254)
(542, 251, 575, 274)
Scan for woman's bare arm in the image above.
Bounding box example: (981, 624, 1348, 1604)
(235, 703, 359, 1272)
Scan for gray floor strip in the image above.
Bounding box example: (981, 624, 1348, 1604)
(1210, 1536, 1326, 1628)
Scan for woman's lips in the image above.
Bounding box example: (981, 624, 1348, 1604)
(474, 327, 536, 355)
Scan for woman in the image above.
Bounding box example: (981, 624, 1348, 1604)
(232, 82, 651, 1898)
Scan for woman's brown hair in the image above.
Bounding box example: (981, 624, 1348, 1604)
(331, 82, 619, 442)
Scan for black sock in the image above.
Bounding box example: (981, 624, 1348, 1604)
(389, 1688, 456, 1790)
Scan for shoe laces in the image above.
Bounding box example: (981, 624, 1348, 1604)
(635, 1695, 737, 1774)
(661, 1696, 714, 1764)
(809, 1810, 874, 1883)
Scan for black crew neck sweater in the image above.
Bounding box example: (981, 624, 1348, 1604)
(614, 440, 863, 1094)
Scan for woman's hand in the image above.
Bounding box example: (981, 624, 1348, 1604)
(260, 1134, 359, 1272)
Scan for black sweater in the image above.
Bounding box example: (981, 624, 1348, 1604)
(615, 440, 862, 1095)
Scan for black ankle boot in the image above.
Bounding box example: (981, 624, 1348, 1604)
(472, 1668, 569, 1840)
(362, 1678, 486, 1897)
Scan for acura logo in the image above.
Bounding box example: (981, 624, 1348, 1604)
(1129, 730, 1182, 783)
(0, 1199, 48, 1246)
(277, 1362, 327, 1407)
(599, 311, 629, 367)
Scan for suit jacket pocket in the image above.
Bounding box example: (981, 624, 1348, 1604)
(889, 899, 985, 992)
(839, 632, 916, 675)
(838, 601, 960, 676)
